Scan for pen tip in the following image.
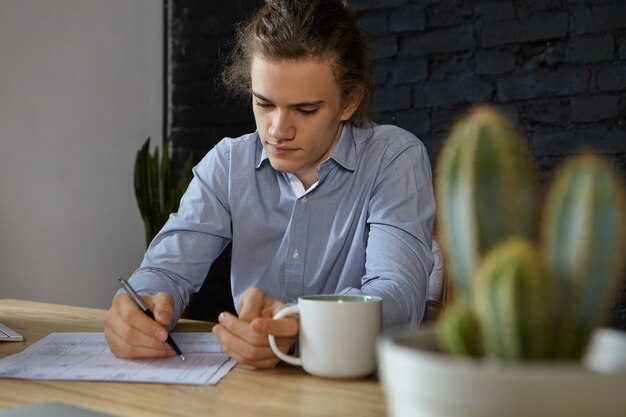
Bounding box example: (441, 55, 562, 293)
(180, 354, 186, 361)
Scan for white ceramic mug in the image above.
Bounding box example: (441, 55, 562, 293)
(268, 294, 382, 378)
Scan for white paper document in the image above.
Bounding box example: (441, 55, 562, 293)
(0, 332, 236, 385)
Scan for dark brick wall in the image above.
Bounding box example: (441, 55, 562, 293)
(169, 0, 262, 168)
(356, 0, 626, 181)
(169, 0, 626, 328)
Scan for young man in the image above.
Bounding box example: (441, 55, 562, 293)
(104, 0, 435, 368)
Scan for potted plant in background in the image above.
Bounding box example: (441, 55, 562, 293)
(134, 137, 193, 246)
(378, 106, 626, 417)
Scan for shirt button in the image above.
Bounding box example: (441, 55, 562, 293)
(302, 197, 308, 204)
(292, 250, 300, 260)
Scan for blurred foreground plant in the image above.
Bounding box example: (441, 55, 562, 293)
(436, 106, 626, 361)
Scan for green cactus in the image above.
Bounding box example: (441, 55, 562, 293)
(434, 105, 626, 363)
(541, 154, 626, 359)
(134, 137, 194, 247)
(436, 107, 536, 304)
(473, 238, 556, 360)
(437, 303, 484, 357)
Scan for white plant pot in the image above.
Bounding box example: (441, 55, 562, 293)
(378, 326, 626, 417)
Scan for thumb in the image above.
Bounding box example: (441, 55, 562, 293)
(238, 288, 267, 322)
(150, 292, 175, 327)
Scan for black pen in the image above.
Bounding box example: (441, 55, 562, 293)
(118, 277, 185, 361)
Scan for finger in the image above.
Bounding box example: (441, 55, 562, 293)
(104, 299, 174, 359)
(114, 294, 169, 340)
(251, 317, 299, 337)
(213, 324, 293, 368)
(259, 298, 289, 319)
(218, 312, 267, 346)
(275, 336, 297, 357)
(213, 324, 269, 363)
(227, 337, 296, 368)
(109, 295, 170, 344)
(146, 292, 175, 327)
(105, 327, 175, 359)
(237, 288, 267, 322)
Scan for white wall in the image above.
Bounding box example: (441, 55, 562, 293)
(0, 0, 162, 309)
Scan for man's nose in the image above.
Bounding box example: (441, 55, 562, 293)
(268, 109, 295, 140)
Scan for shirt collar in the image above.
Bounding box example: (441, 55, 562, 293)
(329, 123, 356, 171)
(255, 123, 357, 172)
(256, 132, 268, 169)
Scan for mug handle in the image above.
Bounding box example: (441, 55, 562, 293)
(268, 305, 302, 366)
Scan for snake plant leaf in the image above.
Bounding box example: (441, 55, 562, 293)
(133, 136, 194, 247)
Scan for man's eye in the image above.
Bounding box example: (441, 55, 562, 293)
(298, 108, 318, 116)
(255, 101, 273, 108)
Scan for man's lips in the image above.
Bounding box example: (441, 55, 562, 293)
(267, 143, 299, 154)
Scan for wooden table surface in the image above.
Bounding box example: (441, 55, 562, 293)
(0, 299, 387, 417)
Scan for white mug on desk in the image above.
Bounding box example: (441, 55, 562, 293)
(268, 294, 382, 379)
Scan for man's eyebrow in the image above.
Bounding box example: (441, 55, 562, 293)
(252, 91, 324, 107)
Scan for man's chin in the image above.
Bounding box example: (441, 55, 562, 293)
(268, 158, 298, 174)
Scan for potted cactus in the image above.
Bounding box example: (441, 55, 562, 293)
(378, 106, 626, 417)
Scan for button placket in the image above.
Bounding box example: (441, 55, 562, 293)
(285, 197, 310, 301)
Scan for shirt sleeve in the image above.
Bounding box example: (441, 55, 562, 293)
(123, 141, 233, 328)
(341, 139, 435, 329)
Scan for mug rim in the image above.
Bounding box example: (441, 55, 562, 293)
(299, 294, 383, 303)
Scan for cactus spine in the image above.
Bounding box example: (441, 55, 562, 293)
(474, 238, 556, 360)
(541, 154, 626, 359)
(436, 107, 536, 304)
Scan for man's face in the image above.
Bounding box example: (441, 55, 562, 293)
(250, 55, 360, 189)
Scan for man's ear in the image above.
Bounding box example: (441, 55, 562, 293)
(340, 87, 365, 121)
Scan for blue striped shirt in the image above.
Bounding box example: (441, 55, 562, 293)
(128, 121, 435, 329)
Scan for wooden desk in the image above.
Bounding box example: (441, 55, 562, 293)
(0, 299, 386, 417)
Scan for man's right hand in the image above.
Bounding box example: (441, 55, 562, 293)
(104, 291, 176, 359)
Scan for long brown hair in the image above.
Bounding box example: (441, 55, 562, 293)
(222, 0, 372, 126)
